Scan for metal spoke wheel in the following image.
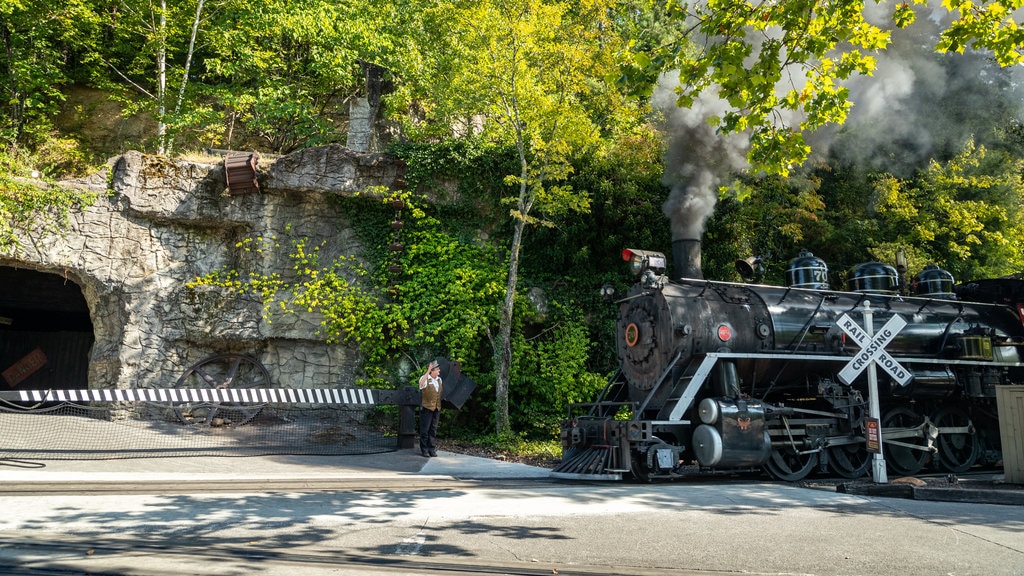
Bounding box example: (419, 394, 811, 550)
(932, 406, 981, 473)
(827, 442, 872, 479)
(882, 407, 931, 476)
(765, 446, 819, 481)
(173, 353, 273, 426)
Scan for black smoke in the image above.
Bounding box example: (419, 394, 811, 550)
(652, 72, 749, 241)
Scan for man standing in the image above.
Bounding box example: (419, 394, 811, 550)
(418, 360, 443, 457)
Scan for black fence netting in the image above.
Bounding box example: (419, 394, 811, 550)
(0, 398, 397, 460)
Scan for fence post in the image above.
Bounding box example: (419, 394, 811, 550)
(397, 386, 419, 449)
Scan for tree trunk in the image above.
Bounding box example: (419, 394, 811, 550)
(156, 0, 167, 155)
(494, 216, 526, 434)
(493, 156, 532, 434)
(167, 0, 205, 156)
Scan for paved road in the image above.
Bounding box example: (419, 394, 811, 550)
(0, 452, 1021, 576)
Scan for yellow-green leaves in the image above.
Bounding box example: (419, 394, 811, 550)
(937, 0, 1024, 65)
(873, 140, 1024, 279)
(0, 166, 98, 252)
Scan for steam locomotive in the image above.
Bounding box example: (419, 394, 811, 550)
(552, 239, 1024, 481)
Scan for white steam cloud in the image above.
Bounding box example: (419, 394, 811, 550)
(809, 1, 1024, 175)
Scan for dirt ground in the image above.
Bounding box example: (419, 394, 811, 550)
(438, 439, 562, 469)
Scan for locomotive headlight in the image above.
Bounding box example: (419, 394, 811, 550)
(622, 248, 667, 277)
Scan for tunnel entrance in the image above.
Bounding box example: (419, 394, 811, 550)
(0, 267, 94, 390)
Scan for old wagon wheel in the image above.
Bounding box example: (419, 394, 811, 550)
(173, 353, 273, 426)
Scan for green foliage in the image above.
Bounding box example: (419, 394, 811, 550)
(387, 208, 507, 370)
(717, 137, 1024, 288)
(509, 308, 605, 434)
(33, 135, 94, 178)
(937, 0, 1024, 66)
(705, 174, 827, 283)
(872, 140, 1024, 280)
(609, 0, 691, 99)
(391, 138, 519, 221)
(0, 0, 100, 150)
(199, 0, 370, 152)
(666, 0, 1024, 176)
(0, 150, 99, 252)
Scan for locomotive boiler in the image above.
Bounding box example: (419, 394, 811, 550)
(552, 239, 1024, 481)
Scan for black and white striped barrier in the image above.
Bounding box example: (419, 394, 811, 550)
(1, 387, 380, 406)
(0, 358, 476, 450)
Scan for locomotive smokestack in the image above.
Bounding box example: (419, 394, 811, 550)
(672, 238, 703, 280)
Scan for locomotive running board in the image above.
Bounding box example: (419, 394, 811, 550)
(694, 351, 1024, 368)
(662, 350, 1024, 423)
(655, 344, 1024, 422)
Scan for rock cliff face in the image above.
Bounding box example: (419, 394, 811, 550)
(0, 145, 405, 392)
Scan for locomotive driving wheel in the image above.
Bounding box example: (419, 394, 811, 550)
(882, 407, 932, 476)
(932, 406, 981, 473)
(827, 442, 872, 479)
(173, 353, 273, 426)
(765, 447, 818, 481)
(765, 417, 818, 481)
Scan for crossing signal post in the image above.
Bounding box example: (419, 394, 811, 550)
(836, 301, 912, 484)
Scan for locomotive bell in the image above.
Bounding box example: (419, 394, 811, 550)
(735, 256, 764, 281)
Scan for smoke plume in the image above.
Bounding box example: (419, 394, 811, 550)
(808, 1, 1024, 176)
(653, 72, 749, 241)
(654, 0, 1024, 242)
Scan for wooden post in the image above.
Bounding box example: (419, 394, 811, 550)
(397, 386, 419, 449)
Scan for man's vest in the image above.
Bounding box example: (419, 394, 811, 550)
(421, 379, 443, 411)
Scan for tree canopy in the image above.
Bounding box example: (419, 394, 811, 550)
(3, 0, 1024, 439)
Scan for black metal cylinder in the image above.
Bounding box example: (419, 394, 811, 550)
(671, 238, 703, 280)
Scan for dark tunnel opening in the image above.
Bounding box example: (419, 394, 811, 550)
(0, 266, 94, 390)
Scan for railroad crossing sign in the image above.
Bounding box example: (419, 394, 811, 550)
(836, 312, 912, 387)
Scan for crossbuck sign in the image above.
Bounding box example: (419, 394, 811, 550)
(836, 313, 912, 387)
